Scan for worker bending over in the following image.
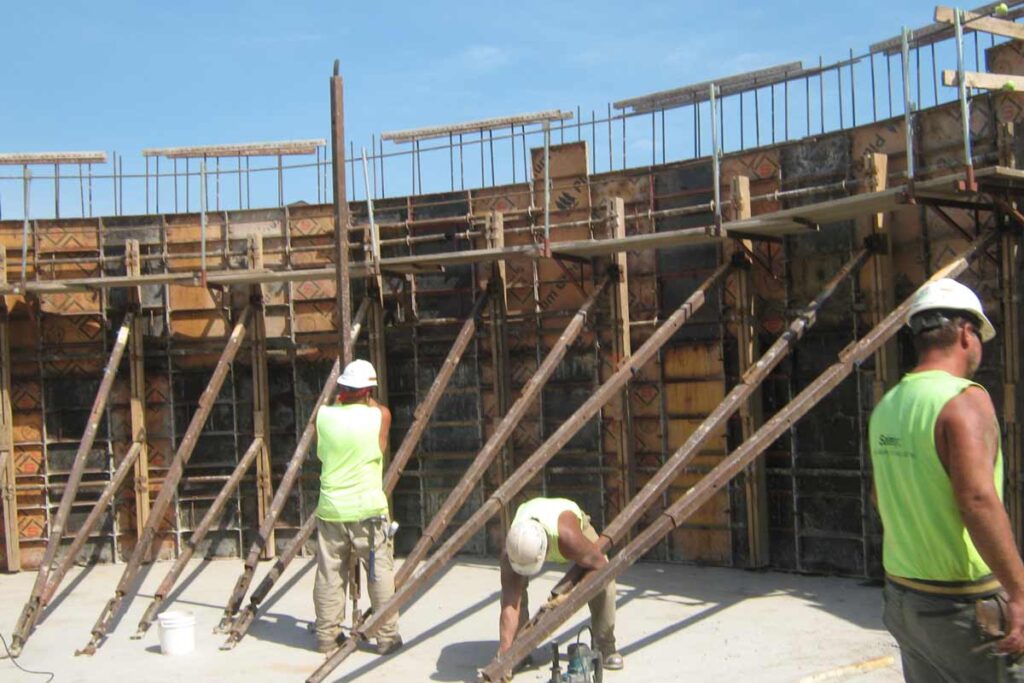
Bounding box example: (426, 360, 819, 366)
(312, 359, 402, 655)
(869, 279, 1024, 681)
(499, 497, 623, 676)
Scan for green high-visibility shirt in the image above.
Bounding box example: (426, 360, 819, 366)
(315, 403, 388, 522)
(512, 498, 584, 564)
(869, 370, 1002, 582)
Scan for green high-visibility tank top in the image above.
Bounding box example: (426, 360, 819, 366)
(315, 403, 388, 522)
(869, 369, 1002, 582)
(512, 498, 584, 564)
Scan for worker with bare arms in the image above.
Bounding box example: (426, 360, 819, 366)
(869, 279, 1024, 681)
(498, 497, 623, 679)
(312, 359, 402, 656)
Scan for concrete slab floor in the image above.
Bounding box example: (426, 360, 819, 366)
(0, 557, 903, 682)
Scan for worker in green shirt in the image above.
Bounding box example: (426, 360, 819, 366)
(498, 497, 623, 678)
(312, 359, 402, 656)
(869, 278, 1024, 681)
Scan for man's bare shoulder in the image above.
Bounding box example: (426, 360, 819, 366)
(938, 385, 995, 431)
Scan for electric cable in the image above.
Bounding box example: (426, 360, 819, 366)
(0, 633, 55, 683)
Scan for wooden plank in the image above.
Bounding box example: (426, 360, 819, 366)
(935, 6, 1024, 41)
(943, 69, 1024, 91)
(126, 241, 151, 531)
(249, 236, 275, 559)
(602, 197, 634, 523)
(0, 248, 19, 571)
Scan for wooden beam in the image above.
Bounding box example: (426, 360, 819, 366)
(602, 198, 634, 523)
(859, 154, 898, 403)
(125, 240, 151, 532)
(935, 5, 1024, 41)
(943, 69, 1024, 91)
(0, 248, 18, 572)
(484, 212, 512, 532)
(249, 235, 275, 559)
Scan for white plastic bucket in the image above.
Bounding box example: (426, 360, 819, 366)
(157, 610, 195, 655)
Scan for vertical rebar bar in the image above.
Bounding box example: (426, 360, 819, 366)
(902, 27, 916, 181)
(200, 161, 207, 278)
(543, 120, 550, 243)
(819, 57, 825, 134)
(850, 48, 857, 127)
(954, 9, 974, 172)
(510, 126, 516, 184)
(21, 166, 30, 285)
(710, 84, 722, 230)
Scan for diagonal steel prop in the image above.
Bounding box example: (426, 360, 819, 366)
(305, 262, 732, 683)
(394, 276, 611, 588)
(547, 246, 873, 601)
(479, 231, 997, 680)
(76, 306, 252, 656)
(505, 245, 873, 658)
(215, 299, 369, 632)
(132, 437, 264, 638)
(10, 440, 143, 655)
(221, 290, 490, 648)
(10, 313, 135, 656)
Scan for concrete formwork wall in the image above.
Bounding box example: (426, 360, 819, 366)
(2, 54, 1023, 579)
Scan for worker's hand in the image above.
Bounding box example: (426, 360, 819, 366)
(996, 594, 1024, 655)
(541, 589, 571, 613)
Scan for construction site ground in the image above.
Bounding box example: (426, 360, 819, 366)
(1, 557, 902, 682)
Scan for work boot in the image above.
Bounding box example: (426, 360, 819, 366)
(602, 652, 624, 670)
(316, 632, 348, 654)
(376, 635, 403, 655)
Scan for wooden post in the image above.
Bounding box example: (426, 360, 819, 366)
(125, 240, 151, 532)
(729, 176, 769, 567)
(485, 211, 512, 531)
(330, 61, 353, 366)
(0, 249, 18, 572)
(603, 197, 634, 519)
(862, 153, 896, 402)
(249, 235, 275, 559)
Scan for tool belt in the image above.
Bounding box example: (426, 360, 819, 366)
(886, 572, 1001, 598)
(977, 593, 1008, 640)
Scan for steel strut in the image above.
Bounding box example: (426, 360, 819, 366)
(393, 277, 610, 588)
(76, 306, 252, 656)
(214, 300, 368, 633)
(305, 263, 731, 683)
(480, 232, 996, 680)
(132, 437, 264, 638)
(222, 290, 490, 648)
(10, 313, 134, 656)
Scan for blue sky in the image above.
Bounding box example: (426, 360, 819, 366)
(0, 1, 994, 216)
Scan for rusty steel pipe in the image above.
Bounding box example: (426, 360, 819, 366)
(394, 277, 611, 587)
(222, 292, 486, 648)
(10, 313, 134, 656)
(603, 247, 869, 548)
(383, 289, 489, 492)
(9, 441, 143, 655)
(220, 512, 318, 649)
(76, 306, 252, 656)
(133, 437, 264, 638)
(306, 263, 731, 683)
(480, 233, 995, 680)
(215, 300, 368, 632)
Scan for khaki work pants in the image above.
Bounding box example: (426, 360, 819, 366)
(313, 516, 399, 646)
(518, 517, 617, 655)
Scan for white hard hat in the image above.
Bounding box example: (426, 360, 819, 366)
(906, 278, 995, 342)
(505, 519, 547, 577)
(338, 359, 378, 389)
